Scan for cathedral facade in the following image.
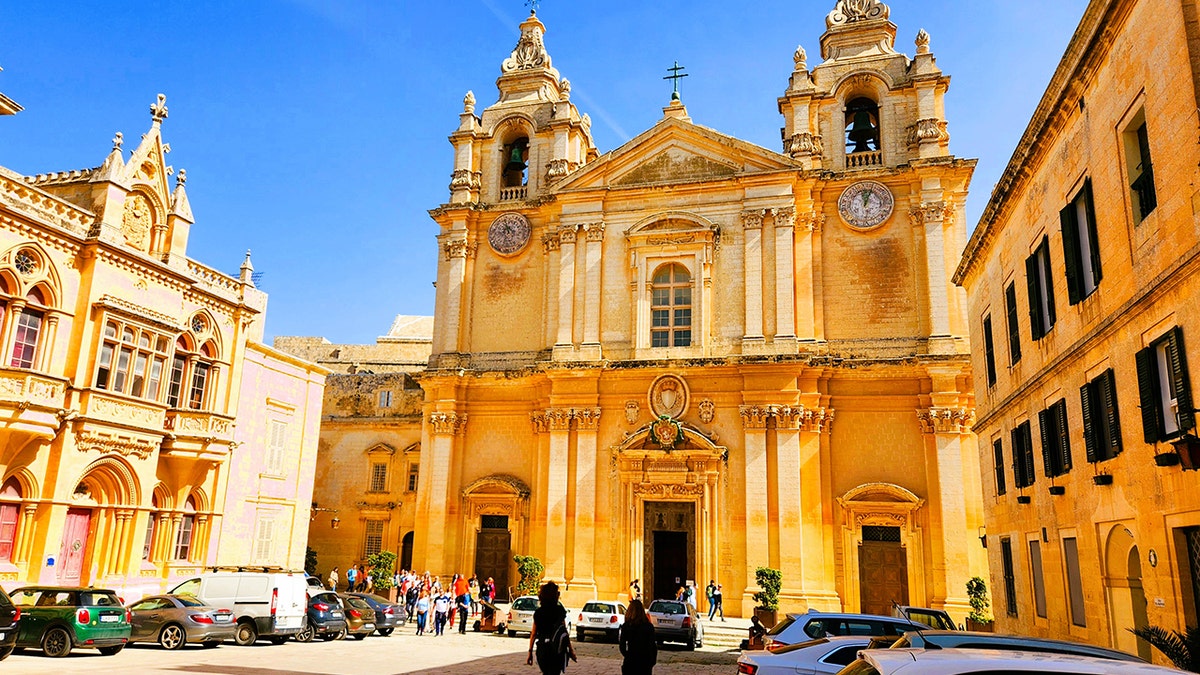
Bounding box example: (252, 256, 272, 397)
(412, 0, 986, 617)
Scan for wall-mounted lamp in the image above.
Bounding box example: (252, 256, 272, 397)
(311, 502, 339, 529)
(978, 526, 987, 548)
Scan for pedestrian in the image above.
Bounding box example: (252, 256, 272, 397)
(415, 590, 430, 635)
(485, 576, 496, 603)
(527, 581, 576, 674)
(685, 581, 697, 611)
(469, 575, 480, 615)
(456, 592, 470, 633)
(628, 578, 641, 602)
(364, 566, 375, 593)
(327, 566, 339, 591)
(619, 599, 657, 675)
(711, 584, 724, 621)
(346, 564, 357, 592)
(433, 590, 451, 635)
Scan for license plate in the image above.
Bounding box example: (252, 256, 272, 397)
(215, 615, 231, 623)
(331, 612, 343, 618)
(589, 618, 605, 624)
(100, 615, 119, 623)
(363, 624, 374, 630)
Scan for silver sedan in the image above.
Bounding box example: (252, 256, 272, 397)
(128, 594, 236, 649)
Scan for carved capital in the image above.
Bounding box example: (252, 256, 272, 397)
(797, 211, 825, 233)
(771, 207, 796, 230)
(917, 407, 974, 434)
(908, 201, 953, 227)
(785, 132, 824, 158)
(740, 210, 765, 230)
(574, 407, 602, 430)
(429, 411, 467, 435)
(558, 225, 578, 245)
(443, 238, 478, 260)
(906, 118, 949, 147)
(449, 169, 481, 191)
(584, 222, 605, 242)
(545, 407, 573, 431)
(739, 405, 771, 430)
(542, 231, 561, 253)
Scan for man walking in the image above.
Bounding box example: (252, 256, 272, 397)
(346, 564, 357, 592)
(711, 584, 724, 621)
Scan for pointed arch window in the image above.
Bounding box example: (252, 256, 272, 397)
(174, 497, 197, 561)
(166, 330, 219, 411)
(651, 264, 692, 348)
(0, 478, 22, 563)
(143, 493, 161, 561)
(10, 287, 48, 369)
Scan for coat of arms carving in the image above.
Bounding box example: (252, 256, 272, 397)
(648, 374, 689, 419)
(121, 193, 153, 252)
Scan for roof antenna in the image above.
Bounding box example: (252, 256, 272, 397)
(892, 600, 940, 649)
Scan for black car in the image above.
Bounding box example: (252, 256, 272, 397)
(0, 586, 16, 660)
(294, 591, 347, 642)
(347, 592, 406, 635)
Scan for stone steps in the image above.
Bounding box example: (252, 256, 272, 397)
(700, 619, 750, 649)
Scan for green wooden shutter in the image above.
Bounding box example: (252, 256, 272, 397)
(1023, 422, 1037, 485)
(1026, 254, 1043, 340)
(983, 315, 996, 386)
(1006, 283, 1022, 364)
(1011, 427, 1024, 487)
(1081, 381, 1098, 463)
(1171, 327, 1195, 433)
(1102, 369, 1122, 457)
(1083, 179, 1102, 286)
(1136, 346, 1160, 443)
(1061, 199, 1082, 305)
(1041, 238, 1057, 328)
(1056, 399, 1072, 473)
(1038, 409, 1054, 477)
(994, 438, 1006, 496)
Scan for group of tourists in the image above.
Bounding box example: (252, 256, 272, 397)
(627, 576, 725, 621)
(325, 564, 376, 593)
(396, 570, 496, 637)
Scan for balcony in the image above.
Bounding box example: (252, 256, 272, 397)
(846, 151, 883, 169)
(499, 186, 528, 201)
(79, 390, 166, 431)
(161, 410, 236, 460)
(0, 368, 69, 437)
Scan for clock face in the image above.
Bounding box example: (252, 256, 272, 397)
(837, 181, 894, 229)
(487, 212, 532, 256)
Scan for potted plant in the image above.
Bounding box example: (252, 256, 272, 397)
(965, 576, 994, 632)
(752, 566, 782, 629)
(513, 554, 545, 597)
(366, 551, 398, 601)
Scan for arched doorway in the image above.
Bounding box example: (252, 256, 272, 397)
(65, 457, 139, 585)
(461, 474, 529, 599)
(837, 483, 926, 614)
(1106, 525, 1151, 660)
(400, 531, 414, 572)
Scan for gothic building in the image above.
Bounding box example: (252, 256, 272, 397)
(410, 0, 985, 617)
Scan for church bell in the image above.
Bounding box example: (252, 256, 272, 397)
(847, 110, 877, 153)
(506, 144, 527, 173)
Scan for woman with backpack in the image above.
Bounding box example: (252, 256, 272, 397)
(619, 599, 657, 675)
(527, 581, 576, 674)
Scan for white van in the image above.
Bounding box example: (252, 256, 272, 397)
(170, 572, 308, 645)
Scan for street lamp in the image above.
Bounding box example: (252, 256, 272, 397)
(311, 502, 339, 529)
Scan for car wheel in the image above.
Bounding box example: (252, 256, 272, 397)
(686, 633, 696, 651)
(295, 622, 314, 643)
(269, 636, 288, 645)
(507, 629, 516, 637)
(159, 623, 187, 650)
(235, 621, 258, 646)
(42, 627, 72, 658)
(335, 628, 347, 641)
(377, 627, 394, 637)
(352, 633, 367, 641)
(98, 644, 125, 656)
(0, 646, 12, 661)
(576, 628, 585, 642)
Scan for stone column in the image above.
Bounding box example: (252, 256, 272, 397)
(16, 504, 37, 564)
(37, 315, 59, 372)
(155, 514, 172, 562)
(773, 406, 804, 602)
(544, 408, 572, 582)
(543, 233, 561, 349)
(739, 405, 771, 615)
(555, 228, 578, 350)
(917, 405, 975, 619)
(911, 203, 953, 351)
(773, 209, 797, 343)
(439, 236, 475, 354)
(421, 411, 466, 575)
(569, 408, 600, 598)
(116, 509, 136, 573)
(581, 224, 604, 358)
(795, 211, 822, 341)
(741, 211, 765, 346)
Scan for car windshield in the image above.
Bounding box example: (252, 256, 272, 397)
(583, 602, 615, 613)
(907, 610, 955, 630)
(647, 601, 683, 615)
(175, 594, 207, 607)
(345, 596, 371, 609)
(512, 597, 538, 611)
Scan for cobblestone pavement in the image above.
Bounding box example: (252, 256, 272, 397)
(4, 624, 741, 674)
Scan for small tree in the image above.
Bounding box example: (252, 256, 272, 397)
(1130, 625, 1200, 672)
(366, 551, 397, 591)
(966, 576, 992, 625)
(305, 547, 319, 576)
(753, 567, 782, 611)
(514, 555, 545, 597)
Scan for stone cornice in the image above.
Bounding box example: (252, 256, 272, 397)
(95, 295, 183, 333)
(739, 404, 834, 433)
(916, 407, 975, 434)
(530, 406, 601, 433)
(0, 172, 94, 236)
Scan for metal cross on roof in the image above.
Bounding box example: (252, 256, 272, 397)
(663, 61, 688, 101)
(525, 0, 541, 12)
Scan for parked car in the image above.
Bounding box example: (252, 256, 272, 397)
(305, 575, 325, 591)
(646, 599, 703, 650)
(170, 571, 307, 645)
(347, 592, 406, 635)
(835, 647, 1184, 674)
(9, 586, 131, 657)
(764, 612, 927, 650)
(0, 585, 18, 660)
(576, 600, 625, 642)
(891, 629, 1148, 662)
(506, 595, 538, 637)
(295, 591, 347, 642)
(738, 636, 878, 675)
(338, 593, 377, 639)
(127, 593, 235, 649)
(889, 606, 957, 631)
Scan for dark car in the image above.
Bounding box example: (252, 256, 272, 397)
(0, 585, 17, 660)
(9, 586, 131, 657)
(127, 594, 236, 649)
(294, 591, 346, 642)
(347, 592, 406, 635)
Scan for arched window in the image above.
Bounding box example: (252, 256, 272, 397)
(651, 264, 692, 348)
(845, 97, 881, 154)
(0, 478, 21, 563)
(142, 493, 160, 561)
(174, 497, 197, 561)
(9, 286, 48, 369)
(166, 319, 220, 411)
(502, 137, 529, 188)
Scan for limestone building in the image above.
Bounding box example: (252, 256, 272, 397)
(409, 0, 985, 617)
(955, 0, 1200, 658)
(0, 93, 325, 598)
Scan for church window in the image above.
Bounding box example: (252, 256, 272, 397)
(1037, 399, 1071, 478)
(1005, 283, 1022, 365)
(94, 319, 171, 401)
(13, 250, 37, 277)
(1136, 327, 1193, 442)
(1081, 369, 1122, 463)
(1012, 420, 1035, 489)
(982, 314, 996, 387)
(9, 308, 42, 369)
(1061, 179, 1101, 304)
(1124, 112, 1156, 224)
(1025, 237, 1056, 340)
(650, 264, 692, 348)
(844, 97, 881, 155)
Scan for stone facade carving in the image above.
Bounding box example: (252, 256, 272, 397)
(502, 17, 552, 73)
(855, 511, 907, 526)
(532, 407, 602, 432)
(624, 400, 640, 425)
(698, 399, 715, 424)
(915, 28, 930, 54)
(908, 201, 954, 227)
(739, 405, 771, 429)
(648, 374, 689, 419)
(797, 210, 826, 232)
(575, 407, 601, 430)
(740, 209, 765, 230)
(583, 222, 605, 242)
(89, 395, 162, 428)
(906, 118, 949, 147)
(916, 407, 975, 434)
(429, 411, 467, 435)
(646, 233, 696, 246)
(794, 45, 808, 70)
(545, 407, 574, 431)
(74, 430, 156, 459)
(121, 193, 153, 251)
(442, 238, 478, 260)
(463, 90, 476, 114)
(449, 169, 481, 191)
(827, 0, 890, 27)
(542, 231, 561, 253)
(545, 158, 571, 181)
(785, 132, 824, 158)
(771, 207, 795, 230)
(740, 404, 835, 433)
(558, 225, 578, 245)
(633, 482, 706, 497)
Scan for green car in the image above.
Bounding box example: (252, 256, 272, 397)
(9, 586, 131, 657)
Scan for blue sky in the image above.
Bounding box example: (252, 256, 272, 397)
(0, 1, 1088, 344)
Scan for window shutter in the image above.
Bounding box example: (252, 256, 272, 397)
(1080, 382, 1098, 463)
(1011, 428, 1023, 487)
(1038, 409, 1054, 477)
(994, 439, 1006, 496)
(1171, 327, 1195, 433)
(1136, 346, 1160, 443)
(1083, 179, 1102, 286)
(1006, 283, 1022, 365)
(1026, 254, 1043, 340)
(1102, 369, 1123, 456)
(1056, 399, 1072, 472)
(1060, 201, 1082, 305)
(1023, 423, 1036, 486)
(1041, 238, 1057, 327)
(983, 316, 997, 386)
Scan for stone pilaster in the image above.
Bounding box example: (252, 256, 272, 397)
(773, 209, 797, 343)
(739, 404, 770, 614)
(569, 408, 601, 598)
(580, 223, 604, 359)
(742, 211, 765, 346)
(554, 227, 577, 353)
(917, 405, 975, 620)
(544, 407, 572, 581)
(910, 202, 955, 352)
(795, 210, 823, 341)
(418, 411, 467, 575)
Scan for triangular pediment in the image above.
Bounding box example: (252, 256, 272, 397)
(553, 117, 797, 192)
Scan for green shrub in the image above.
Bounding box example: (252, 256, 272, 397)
(305, 546, 318, 576)
(966, 576, 992, 624)
(752, 567, 782, 611)
(514, 555, 545, 596)
(366, 551, 397, 591)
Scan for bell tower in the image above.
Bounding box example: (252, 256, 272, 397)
(446, 11, 596, 205)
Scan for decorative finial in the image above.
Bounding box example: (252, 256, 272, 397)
(177, 169, 187, 186)
(559, 78, 571, 99)
(239, 249, 255, 284)
(111, 132, 123, 150)
(663, 61, 688, 102)
(463, 90, 476, 114)
(827, 0, 890, 28)
(525, 0, 540, 14)
(150, 93, 168, 124)
(162, 143, 171, 154)
(793, 45, 808, 71)
(915, 28, 930, 54)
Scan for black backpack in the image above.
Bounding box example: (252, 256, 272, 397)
(536, 621, 570, 672)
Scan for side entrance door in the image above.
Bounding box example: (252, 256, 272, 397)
(474, 516, 510, 599)
(859, 525, 908, 616)
(59, 508, 92, 585)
